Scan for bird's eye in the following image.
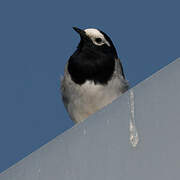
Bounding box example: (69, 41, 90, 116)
(95, 38, 102, 43)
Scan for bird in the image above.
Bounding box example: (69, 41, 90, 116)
(61, 27, 129, 123)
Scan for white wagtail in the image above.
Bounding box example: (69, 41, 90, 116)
(61, 27, 129, 123)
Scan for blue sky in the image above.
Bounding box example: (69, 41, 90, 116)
(0, 0, 179, 173)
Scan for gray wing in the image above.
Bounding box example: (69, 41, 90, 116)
(116, 58, 125, 79)
(115, 58, 129, 91)
(60, 63, 80, 110)
(60, 63, 70, 108)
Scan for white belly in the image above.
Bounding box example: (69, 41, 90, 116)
(66, 79, 124, 123)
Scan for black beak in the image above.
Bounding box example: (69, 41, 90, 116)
(73, 27, 86, 37)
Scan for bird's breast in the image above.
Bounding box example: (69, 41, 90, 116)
(68, 49, 115, 85)
(65, 79, 123, 123)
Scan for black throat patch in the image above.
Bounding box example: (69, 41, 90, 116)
(68, 45, 115, 85)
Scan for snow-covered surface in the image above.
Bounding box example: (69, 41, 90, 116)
(0, 57, 180, 180)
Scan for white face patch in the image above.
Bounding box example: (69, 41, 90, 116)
(84, 28, 110, 47)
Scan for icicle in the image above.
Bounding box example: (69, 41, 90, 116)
(83, 127, 87, 136)
(129, 89, 139, 147)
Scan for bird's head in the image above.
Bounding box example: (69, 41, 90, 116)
(73, 27, 118, 58)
